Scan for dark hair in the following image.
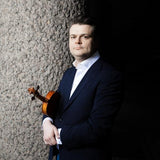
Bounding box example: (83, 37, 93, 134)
(69, 15, 99, 39)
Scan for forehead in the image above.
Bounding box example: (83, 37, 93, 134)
(69, 24, 94, 35)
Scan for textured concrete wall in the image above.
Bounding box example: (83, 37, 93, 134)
(0, 0, 87, 159)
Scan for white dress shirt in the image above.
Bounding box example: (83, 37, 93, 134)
(70, 51, 100, 97)
(43, 51, 100, 145)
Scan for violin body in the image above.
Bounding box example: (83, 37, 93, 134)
(41, 90, 55, 115)
(28, 86, 60, 118)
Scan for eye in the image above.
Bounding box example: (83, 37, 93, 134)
(70, 35, 76, 39)
(83, 35, 91, 39)
(84, 36, 88, 38)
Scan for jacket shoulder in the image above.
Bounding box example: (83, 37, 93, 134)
(97, 59, 122, 81)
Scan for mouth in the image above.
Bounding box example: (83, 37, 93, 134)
(74, 47, 83, 50)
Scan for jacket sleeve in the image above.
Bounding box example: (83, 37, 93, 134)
(42, 68, 70, 123)
(60, 70, 122, 149)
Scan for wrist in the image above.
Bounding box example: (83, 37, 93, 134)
(42, 117, 53, 129)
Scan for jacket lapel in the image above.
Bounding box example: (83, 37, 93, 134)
(62, 59, 102, 112)
(61, 67, 77, 105)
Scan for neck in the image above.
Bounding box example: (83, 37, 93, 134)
(74, 51, 97, 67)
(74, 60, 81, 67)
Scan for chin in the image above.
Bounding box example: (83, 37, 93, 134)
(72, 51, 84, 56)
(71, 49, 91, 58)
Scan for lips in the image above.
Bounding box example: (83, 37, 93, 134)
(74, 46, 83, 50)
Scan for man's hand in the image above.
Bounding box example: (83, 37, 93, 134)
(42, 119, 60, 146)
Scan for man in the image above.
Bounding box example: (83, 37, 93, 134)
(42, 15, 122, 160)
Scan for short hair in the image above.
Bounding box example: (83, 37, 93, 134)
(69, 15, 99, 40)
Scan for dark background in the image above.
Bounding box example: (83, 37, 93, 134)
(87, 0, 160, 159)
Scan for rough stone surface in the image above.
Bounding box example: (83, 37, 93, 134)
(0, 0, 87, 159)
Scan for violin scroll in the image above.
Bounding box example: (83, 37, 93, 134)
(28, 85, 48, 103)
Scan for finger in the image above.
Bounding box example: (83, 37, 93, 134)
(44, 137, 57, 146)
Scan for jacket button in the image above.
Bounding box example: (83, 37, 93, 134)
(59, 118, 62, 122)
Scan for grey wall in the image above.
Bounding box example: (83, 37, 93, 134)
(0, 0, 87, 159)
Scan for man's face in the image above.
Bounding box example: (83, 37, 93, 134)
(69, 24, 96, 61)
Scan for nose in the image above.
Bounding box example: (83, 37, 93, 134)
(75, 37, 81, 44)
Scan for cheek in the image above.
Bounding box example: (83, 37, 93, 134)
(85, 42, 92, 50)
(69, 41, 73, 49)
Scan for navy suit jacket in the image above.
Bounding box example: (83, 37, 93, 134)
(43, 58, 122, 160)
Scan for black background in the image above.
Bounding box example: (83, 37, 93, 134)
(87, 0, 160, 159)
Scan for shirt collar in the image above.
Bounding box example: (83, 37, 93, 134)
(73, 51, 100, 70)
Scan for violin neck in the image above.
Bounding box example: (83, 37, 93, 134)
(34, 91, 48, 103)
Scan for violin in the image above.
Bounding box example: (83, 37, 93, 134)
(28, 85, 60, 117)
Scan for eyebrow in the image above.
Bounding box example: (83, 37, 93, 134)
(69, 34, 92, 37)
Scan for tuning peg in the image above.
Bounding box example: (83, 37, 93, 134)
(36, 85, 40, 91)
(31, 96, 35, 101)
